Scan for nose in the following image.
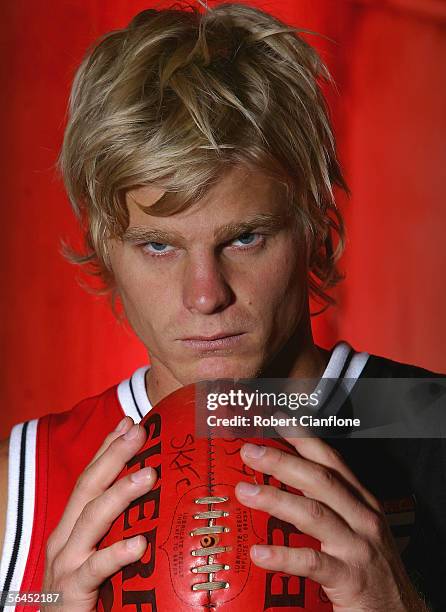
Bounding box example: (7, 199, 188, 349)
(182, 252, 234, 315)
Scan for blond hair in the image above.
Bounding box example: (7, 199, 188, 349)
(60, 2, 347, 309)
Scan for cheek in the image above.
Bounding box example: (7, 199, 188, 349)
(111, 254, 175, 336)
(121, 276, 172, 323)
(117, 282, 173, 353)
(231, 249, 305, 346)
(246, 243, 305, 309)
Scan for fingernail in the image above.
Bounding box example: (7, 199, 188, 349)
(237, 481, 261, 496)
(243, 443, 266, 459)
(130, 467, 154, 483)
(123, 424, 140, 440)
(126, 535, 144, 551)
(252, 545, 272, 560)
(114, 417, 127, 432)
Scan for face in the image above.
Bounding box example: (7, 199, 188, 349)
(109, 165, 309, 392)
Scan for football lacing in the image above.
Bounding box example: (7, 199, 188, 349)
(191, 496, 230, 592)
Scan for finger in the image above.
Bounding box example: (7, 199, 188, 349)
(250, 544, 347, 589)
(240, 443, 374, 533)
(73, 535, 148, 594)
(52, 423, 147, 548)
(274, 425, 382, 512)
(235, 481, 355, 549)
(86, 416, 134, 468)
(59, 466, 157, 564)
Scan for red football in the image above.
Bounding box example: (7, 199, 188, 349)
(97, 384, 332, 611)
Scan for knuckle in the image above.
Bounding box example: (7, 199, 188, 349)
(267, 484, 282, 503)
(44, 550, 66, 585)
(355, 538, 378, 566)
(269, 448, 287, 475)
(79, 498, 98, 525)
(45, 533, 59, 562)
(106, 474, 141, 509)
(84, 552, 103, 580)
(270, 449, 295, 480)
(273, 449, 287, 466)
(74, 469, 93, 494)
(110, 432, 128, 450)
(364, 510, 387, 541)
(257, 484, 279, 510)
(303, 547, 322, 573)
(363, 541, 378, 566)
(314, 466, 334, 488)
(110, 428, 141, 455)
(307, 498, 324, 520)
(345, 562, 367, 597)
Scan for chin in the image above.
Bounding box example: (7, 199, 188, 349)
(180, 355, 262, 384)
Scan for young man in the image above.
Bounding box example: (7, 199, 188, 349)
(0, 3, 444, 611)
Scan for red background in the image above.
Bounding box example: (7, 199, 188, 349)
(1, 0, 445, 438)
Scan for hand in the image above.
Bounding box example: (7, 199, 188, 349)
(41, 417, 157, 611)
(235, 434, 428, 612)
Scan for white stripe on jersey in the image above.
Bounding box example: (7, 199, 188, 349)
(0, 419, 38, 596)
(117, 366, 151, 423)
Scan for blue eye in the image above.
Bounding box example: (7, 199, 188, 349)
(232, 233, 261, 247)
(142, 242, 175, 255)
(238, 233, 255, 244)
(150, 242, 168, 251)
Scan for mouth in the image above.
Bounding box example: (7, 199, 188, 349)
(179, 332, 246, 351)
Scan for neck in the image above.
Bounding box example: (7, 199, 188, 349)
(261, 318, 329, 380)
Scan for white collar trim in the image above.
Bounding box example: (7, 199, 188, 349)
(117, 341, 369, 422)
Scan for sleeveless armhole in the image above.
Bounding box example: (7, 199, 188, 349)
(0, 383, 130, 610)
(18, 416, 50, 602)
(0, 419, 38, 599)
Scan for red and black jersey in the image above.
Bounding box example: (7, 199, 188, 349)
(0, 341, 445, 611)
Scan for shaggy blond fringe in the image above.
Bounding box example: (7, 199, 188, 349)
(59, 2, 347, 310)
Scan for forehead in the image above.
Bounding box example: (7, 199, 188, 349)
(125, 165, 289, 229)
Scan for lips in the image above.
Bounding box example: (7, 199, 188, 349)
(179, 332, 246, 351)
(182, 333, 241, 341)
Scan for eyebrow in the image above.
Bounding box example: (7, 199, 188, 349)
(122, 227, 183, 244)
(122, 213, 287, 245)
